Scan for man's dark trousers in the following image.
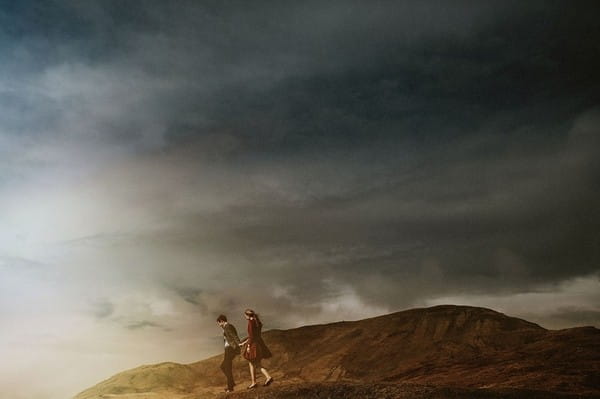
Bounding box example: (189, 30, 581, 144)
(220, 346, 237, 390)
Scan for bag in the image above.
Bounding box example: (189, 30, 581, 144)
(243, 343, 257, 361)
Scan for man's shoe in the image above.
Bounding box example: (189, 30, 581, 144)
(247, 383, 257, 389)
(264, 377, 273, 386)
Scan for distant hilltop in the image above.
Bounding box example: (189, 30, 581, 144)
(75, 305, 600, 399)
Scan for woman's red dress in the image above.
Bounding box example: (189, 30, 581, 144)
(244, 318, 272, 362)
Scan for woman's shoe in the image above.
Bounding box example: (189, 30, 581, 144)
(263, 377, 273, 386)
(247, 383, 257, 389)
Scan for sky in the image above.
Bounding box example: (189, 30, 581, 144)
(1, 1, 599, 398)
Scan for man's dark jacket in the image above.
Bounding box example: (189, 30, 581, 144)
(223, 323, 241, 354)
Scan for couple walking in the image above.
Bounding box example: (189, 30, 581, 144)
(217, 309, 273, 393)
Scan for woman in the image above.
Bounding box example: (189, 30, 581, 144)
(239, 309, 273, 388)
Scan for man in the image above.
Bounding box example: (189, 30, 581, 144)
(217, 314, 241, 393)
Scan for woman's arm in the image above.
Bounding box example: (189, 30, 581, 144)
(247, 319, 256, 344)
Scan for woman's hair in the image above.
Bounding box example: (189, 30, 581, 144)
(245, 308, 262, 327)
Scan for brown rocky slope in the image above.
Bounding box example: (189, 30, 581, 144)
(74, 305, 600, 399)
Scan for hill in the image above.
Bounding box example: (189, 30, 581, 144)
(74, 305, 600, 399)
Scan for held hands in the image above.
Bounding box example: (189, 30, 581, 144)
(239, 340, 251, 352)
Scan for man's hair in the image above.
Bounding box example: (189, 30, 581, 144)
(216, 314, 227, 322)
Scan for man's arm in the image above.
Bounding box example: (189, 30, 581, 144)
(224, 324, 241, 347)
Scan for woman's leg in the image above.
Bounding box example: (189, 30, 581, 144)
(260, 367, 271, 380)
(248, 362, 256, 387)
(260, 364, 273, 386)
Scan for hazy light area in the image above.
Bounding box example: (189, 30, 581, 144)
(1, 2, 599, 398)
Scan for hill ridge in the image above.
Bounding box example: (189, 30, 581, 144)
(74, 305, 600, 399)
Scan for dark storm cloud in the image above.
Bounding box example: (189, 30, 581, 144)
(3, 1, 599, 324)
(196, 3, 600, 156)
(4, 2, 598, 156)
(0, 2, 534, 146)
(91, 106, 598, 317)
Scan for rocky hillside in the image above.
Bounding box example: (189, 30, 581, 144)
(74, 305, 600, 399)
